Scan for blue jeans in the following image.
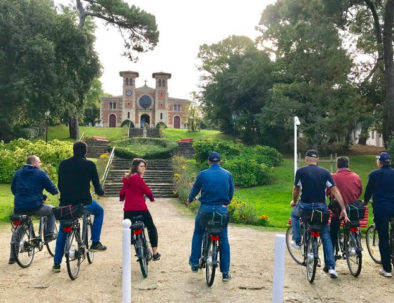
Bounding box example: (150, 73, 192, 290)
(373, 202, 394, 273)
(54, 200, 104, 265)
(291, 202, 335, 269)
(189, 204, 230, 273)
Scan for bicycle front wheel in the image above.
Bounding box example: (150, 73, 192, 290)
(366, 224, 381, 264)
(205, 239, 217, 287)
(44, 219, 58, 257)
(13, 225, 35, 268)
(285, 226, 304, 265)
(85, 221, 94, 264)
(346, 232, 362, 277)
(65, 230, 81, 280)
(135, 236, 148, 278)
(306, 237, 317, 283)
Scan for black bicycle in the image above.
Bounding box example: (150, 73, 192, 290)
(62, 209, 94, 280)
(286, 210, 328, 283)
(335, 220, 363, 277)
(366, 217, 394, 265)
(130, 215, 151, 278)
(10, 213, 58, 268)
(198, 211, 229, 287)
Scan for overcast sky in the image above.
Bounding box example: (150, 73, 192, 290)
(55, 0, 276, 99)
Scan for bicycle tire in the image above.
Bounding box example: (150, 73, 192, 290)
(44, 219, 58, 257)
(13, 224, 35, 268)
(366, 224, 381, 264)
(136, 236, 148, 278)
(205, 239, 217, 287)
(86, 221, 94, 264)
(65, 230, 81, 280)
(306, 237, 317, 283)
(285, 226, 304, 265)
(346, 231, 362, 277)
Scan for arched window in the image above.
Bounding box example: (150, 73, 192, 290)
(109, 102, 112, 109)
(173, 104, 176, 111)
(159, 79, 162, 87)
(160, 113, 163, 120)
(163, 80, 166, 87)
(130, 78, 133, 86)
(127, 112, 130, 119)
(126, 78, 129, 85)
(113, 102, 117, 109)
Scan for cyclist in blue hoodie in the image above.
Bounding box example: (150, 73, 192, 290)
(9, 155, 58, 264)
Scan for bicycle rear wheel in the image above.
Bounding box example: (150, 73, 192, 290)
(205, 239, 217, 287)
(85, 221, 94, 264)
(136, 236, 148, 278)
(65, 230, 81, 280)
(306, 237, 317, 283)
(285, 226, 304, 265)
(13, 225, 35, 268)
(346, 232, 362, 277)
(44, 219, 58, 257)
(366, 224, 381, 264)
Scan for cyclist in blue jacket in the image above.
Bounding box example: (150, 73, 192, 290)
(187, 151, 234, 282)
(9, 155, 58, 264)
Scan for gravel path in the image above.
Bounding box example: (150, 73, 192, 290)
(0, 197, 393, 302)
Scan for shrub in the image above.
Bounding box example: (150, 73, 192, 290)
(121, 119, 134, 128)
(172, 156, 197, 202)
(227, 199, 268, 226)
(110, 137, 178, 159)
(223, 159, 272, 187)
(156, 122, 167, 128)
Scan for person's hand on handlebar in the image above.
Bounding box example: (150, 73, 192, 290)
(290, 200, 297, 207)
(339, 208, 350, 223)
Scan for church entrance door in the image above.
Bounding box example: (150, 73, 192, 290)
(140, 114, 150, 128)
(174, 116, 180, 129)
(109, 114, 116, 127)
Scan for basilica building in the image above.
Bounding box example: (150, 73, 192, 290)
(100, 71, 190, 128)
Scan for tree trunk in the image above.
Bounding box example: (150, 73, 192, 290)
(382, 0, 394, 145)
(69, 116, 79, 140)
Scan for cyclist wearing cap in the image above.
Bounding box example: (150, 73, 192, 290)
(187, 151, 234, 282)
(290, 149, 349, 278)
(364, 152, 394, 278)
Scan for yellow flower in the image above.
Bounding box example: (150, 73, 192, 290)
(100, 154, 108, 158)
(174, 173, 180, 178)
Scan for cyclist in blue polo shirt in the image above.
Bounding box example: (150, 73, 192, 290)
(187, 151, 234, 282)
(290, 149, 349, 278)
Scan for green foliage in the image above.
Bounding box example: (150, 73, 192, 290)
(156, 122, 167, 128)
(121, 120, 135, 128)
(228, 199, 268, 226)
(172, 156, 198, 202)
(0, 138, 73, 183)
(224, 160, 271, 187)
(110, 138, 178, 159)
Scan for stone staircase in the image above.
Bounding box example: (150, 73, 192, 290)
(177, 141, 194, 159)
(86, 140, 110, 158)
(103, 157, 176, 198)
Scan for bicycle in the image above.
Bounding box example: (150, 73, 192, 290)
(286, 210, 328, 283)
(62, 209, 94, 280)
(335, 219, 363, 277)
(10, 213, 58, 268)
(366, 217, 394, 265)
(198, 211, 229, 287)
(130, 215, 151, 278)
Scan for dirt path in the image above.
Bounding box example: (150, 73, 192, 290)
(0, 198, 393, 303)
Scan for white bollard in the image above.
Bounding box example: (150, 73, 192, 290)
(122, 219, 132, 303)
(272, 234, 286, 303)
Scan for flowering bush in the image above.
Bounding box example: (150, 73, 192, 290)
(172, 156, 197, 202)
(228, 199, 269, 226)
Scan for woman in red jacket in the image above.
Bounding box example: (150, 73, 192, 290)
(120, 158, 160, 261)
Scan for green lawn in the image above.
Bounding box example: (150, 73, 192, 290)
(163, 129, 233, 141)
(234, 156, 377, 229)
(0, 184, 13, 222)
(44, 125, 126, 141)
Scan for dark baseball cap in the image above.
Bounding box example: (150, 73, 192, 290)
(376, 152, 391, 163)
(208, 151, 221, 162)
(305, 149, 319, 158)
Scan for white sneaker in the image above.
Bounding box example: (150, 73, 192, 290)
(290, 240, 301, 251)
(328, 268, 338, 279)
(379, 269, 392, 278)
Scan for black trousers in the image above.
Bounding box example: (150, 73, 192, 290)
(124, 210, 158, 247)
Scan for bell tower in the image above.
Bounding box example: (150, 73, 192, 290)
(152, 72, 171, 126)
(119, 71, 139, 124)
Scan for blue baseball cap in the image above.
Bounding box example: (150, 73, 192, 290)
(376, 152, 391, 164)
(208, 151, 221, 162)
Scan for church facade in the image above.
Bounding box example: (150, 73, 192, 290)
(100, 71, 190, 128)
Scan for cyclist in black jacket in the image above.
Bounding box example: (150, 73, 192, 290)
(52, 141, 106, 273)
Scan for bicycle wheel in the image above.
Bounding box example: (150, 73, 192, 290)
(44, 219, 58, 257)
(136, 236, 148, 278)
(85, 221, 94, 264)
(366, 224, 381, 264)
(65, 230, 81, 280)
(306, 237, 317, 283)
(346, 232, 362, 277)
(286, 226, 304, 265)
(13, 224, 35, 268)
(205, 239, 217, 287)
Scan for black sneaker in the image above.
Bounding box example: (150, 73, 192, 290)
(222, 272, 232, 282)
(8, 258, 15, 265)
(90, 241, 107, 251)
(52, 263, 61, 273)
(152, 253, 161, 261)
(323, 266, 328, 273)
